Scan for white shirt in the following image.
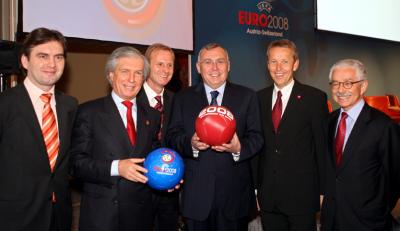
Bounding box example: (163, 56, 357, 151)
(204, 82, 226, 106)
(272, 79, 295, 116)
(111, 91, 137, 129)
(110, 91, 138, 176)
(336, 99, 365, 152)
(143, 81, 164, 107)
(24, 77, 58, 128)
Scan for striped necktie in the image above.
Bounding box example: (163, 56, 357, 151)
(40, 93, 59, 172)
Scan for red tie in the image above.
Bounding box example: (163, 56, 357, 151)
(335, 112, 348, 167)
(40, 93, 59, 172)
(154, 95, 163, 140)
(272, 91, 282, 133)
(122, 101, 136, 146)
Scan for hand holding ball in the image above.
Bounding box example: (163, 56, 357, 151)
(144, 148, 184, 190)
(195, 106, 236, 146)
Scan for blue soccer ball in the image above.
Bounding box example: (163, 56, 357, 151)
(144, 148, 184, 190)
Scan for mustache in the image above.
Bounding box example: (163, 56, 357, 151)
(336, 92, 352, 97)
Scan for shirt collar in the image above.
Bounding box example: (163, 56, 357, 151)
(111, 91, 136, 108)
(143, 81, 164, 99)
(204, 82, 226, 97)
(340, 98, 365, 121)
(24, 77, 56, 102)
(273, 79, 294, 98)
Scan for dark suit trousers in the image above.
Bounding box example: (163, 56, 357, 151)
(185, 203, 249, 231)
(152, 190, 179, 231)
(50, 204, 58, 231)
(260, 210, 317, 231)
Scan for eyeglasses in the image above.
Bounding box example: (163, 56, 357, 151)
(200, 59, 228, 67)
(329, 80, 364, 89)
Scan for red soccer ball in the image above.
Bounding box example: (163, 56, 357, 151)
(195, 106, 236, 146)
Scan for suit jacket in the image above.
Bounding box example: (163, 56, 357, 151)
(321, 103, 400, 231)
(69, 95, 160, 231)
(254, 81, 328, 215)
(0, 84, 78, 231)
(137, 88, 174, 146)
(166, 81, 264, 221)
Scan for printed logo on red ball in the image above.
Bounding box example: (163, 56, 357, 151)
(195, 106, 237, 146)
(198, 106, 235, 121)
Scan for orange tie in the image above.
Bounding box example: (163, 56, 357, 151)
(40, 93, 59, 172)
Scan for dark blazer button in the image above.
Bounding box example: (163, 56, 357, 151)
(113, 200, 118, 205)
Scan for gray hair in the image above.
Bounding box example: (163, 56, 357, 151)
(105, 46, 149, 83)
(196, 43, 230, 64)
(329, 59, 367, 82)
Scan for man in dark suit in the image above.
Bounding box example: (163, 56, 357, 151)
(253, 39, 328, 231)
(69, 46, 161, 231)
(321, 59, 400, 231)
(138, 43, 179, 231)
(0, 28, 78, 231)
(166, 43, 264, 231)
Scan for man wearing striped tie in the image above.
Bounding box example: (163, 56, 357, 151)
(0, 28, 78, 231)
(137, 43, 179, 231)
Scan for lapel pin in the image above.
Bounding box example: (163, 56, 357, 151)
(297, 95, 302, 100)
(146, 120, 150, 125)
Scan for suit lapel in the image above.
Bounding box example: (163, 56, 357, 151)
(328, 110, 340, 168)
(194, 83, 209, 108)
(279, 81, 302, 129)
(161, 90, 173, 141)
(221, 82, 234, 108)
(133, 97, 153, 156)
(54, 92, 73, 170)
(262, 87, 274, 133)
(16, 85, 50, 169)
(101, 96, 133, 159)
(337, 104, 371, 172)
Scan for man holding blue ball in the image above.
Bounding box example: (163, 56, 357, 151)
(70, 46, 164, 231)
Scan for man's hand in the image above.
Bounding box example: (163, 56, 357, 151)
(167, 179, 184, 193)
(118, 158, 148, 183)
(212, 133, 241, 153)
(191, 132, 210, 151)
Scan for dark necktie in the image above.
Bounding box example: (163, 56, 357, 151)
(154, 95, 163, 140)
(335, 112, 348, 167)
(122, 100, 136, 146)
(271, 91, 282, 133)
(154, 95, 163, 113)
(210, 90, 219, 106)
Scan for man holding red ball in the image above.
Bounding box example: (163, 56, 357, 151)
(166, 43, 264, 231)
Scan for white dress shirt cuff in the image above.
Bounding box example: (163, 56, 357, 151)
(232, 152, 240, 162)
(192, 147, 199, 158)
(111, 160, 120, 176)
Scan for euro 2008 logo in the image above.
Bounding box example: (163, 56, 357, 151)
(161, 149, 175, 164)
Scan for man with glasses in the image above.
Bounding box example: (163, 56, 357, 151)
(320, 59, 400, 231)
(166, 43, 263, 230)
(253, 39, 328, 231)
